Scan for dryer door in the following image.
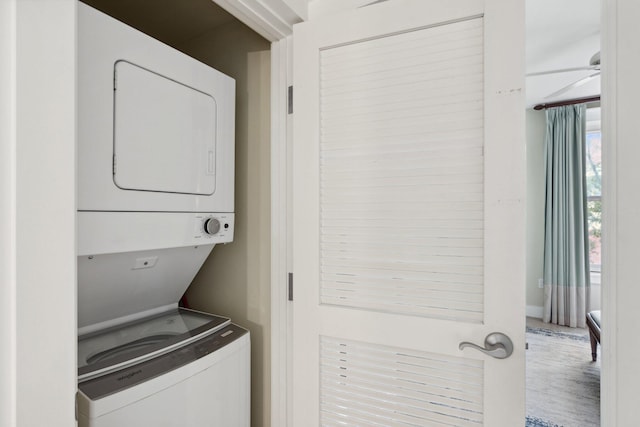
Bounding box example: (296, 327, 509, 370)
(113, 60, 216, 196)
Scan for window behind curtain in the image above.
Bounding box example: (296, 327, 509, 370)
(586, 107, 601, 275)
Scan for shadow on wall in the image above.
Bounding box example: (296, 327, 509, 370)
(180, 21, 272, 427)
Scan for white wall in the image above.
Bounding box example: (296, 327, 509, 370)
(525, 109, 546, 317)
(1, 1, 77, 426)
(603, 0, 640, 422)
(180, 21, 272, 427)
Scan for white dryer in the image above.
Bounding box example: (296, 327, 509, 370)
(76, 4, 248, 426)
(77, 1, 235, 264)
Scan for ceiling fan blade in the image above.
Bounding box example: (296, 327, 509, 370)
(544, 72, 601, 99)
(527, 66, 599, 77)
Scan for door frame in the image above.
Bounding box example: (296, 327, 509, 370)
(269, 35, 294, 427)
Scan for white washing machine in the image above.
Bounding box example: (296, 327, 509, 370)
(76, 4, 247, 426)
(77, 309, 250, 427)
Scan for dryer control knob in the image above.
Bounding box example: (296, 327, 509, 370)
(203, 218, 221, 235)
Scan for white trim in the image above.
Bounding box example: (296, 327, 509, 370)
(0, 1, 17, 425)
(601, 0, 616, 425)
(270, 36, 293, 427)
(213, 0, 303, 42)
(526, 305, 544, 319)
(285, 36, 294, 427)
(12, 1, 77, 425)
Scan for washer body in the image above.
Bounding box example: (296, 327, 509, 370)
(78, 310, 250, 427)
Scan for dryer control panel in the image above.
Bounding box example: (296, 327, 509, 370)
(194, 214, 233, 241)
(78, 212, 235, 256)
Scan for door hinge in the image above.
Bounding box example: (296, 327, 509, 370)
(112, 155, 117, 175)
(287, 86, 293, 115)
(288, 272, 293, 301)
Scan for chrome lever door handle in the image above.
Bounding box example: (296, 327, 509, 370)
(459, 332, 514, 359)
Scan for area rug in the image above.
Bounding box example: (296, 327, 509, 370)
(526, 326, 600, 427)
(526, 415, 562, 427)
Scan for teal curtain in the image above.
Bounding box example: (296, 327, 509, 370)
(542, 104, 590, 328)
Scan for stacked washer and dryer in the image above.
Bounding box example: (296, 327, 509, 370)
(76, 4, 249, 426)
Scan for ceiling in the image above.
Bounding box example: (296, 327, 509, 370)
(526, 0, 601, 108)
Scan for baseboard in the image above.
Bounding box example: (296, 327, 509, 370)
(526, 305, 544, 319)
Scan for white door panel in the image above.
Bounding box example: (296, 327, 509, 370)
(293, 0, 525, 425)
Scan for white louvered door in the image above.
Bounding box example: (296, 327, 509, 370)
(292, 1, 525, 426)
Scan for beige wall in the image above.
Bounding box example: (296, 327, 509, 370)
(525, 108, 546, 314)
(179, 21, 272, 427)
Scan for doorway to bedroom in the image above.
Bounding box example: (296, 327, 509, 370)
(525, 0, 602, 425)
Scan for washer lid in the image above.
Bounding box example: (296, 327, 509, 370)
(78, 308, 230, 381)
(78, 323, 248, 402)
